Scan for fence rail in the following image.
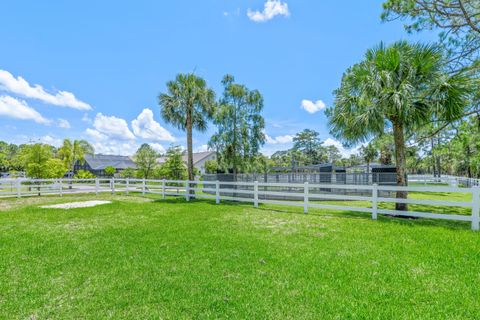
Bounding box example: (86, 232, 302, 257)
(409, 174, 480, 187)
(1, 178, 479, 231)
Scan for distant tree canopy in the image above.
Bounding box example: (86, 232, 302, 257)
(45, 159, 68, 179)
(155, 146, 187, 180)
(270, 130, 344, 169)
(58, 139, 94, 174)
(104, 166, 116, 177)
(134, 144, 159, 179)
(209, 75, 265, 176)
(18, 144, 54, 179)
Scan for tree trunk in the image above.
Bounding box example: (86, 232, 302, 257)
(366, 161, 370, 184)
(436, 137, 441, 178)
(186, 111, 194, 195)
(392, 121, 408, 211)
(430, 138, 436, 177)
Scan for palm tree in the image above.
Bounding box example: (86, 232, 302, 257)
(327, 41, 472, 211)
(58, 139, 94, 176)
(158, 73, 216, 182)
(360, 143, 378, 182)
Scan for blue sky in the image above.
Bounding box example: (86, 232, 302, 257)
(0, 0, 434, 156)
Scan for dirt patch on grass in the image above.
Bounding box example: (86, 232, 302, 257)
(41, 200, 112, 210)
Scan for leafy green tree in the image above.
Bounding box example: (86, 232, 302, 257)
(382, 0, 480, 72)
(209, 75, 265, 176)
(159, 73, 216, 181)
(58, 139, 94, 174)
(327, 41, 472, 210)
(104, 166, 116, 177)
(19, 144, 53, 179)
(0, 141, 8, 171)
(120, 167, 137, 178)
(360, 143, 378, 174)
(45, 159, 68, 178)
(204, 159, 219, 174)
(372, 134, 394, 165)
(134, 144, 159, 179)
(155, 146, 187, 180)
(293, 129, 323, 164)
(0, 142, 20, 172)
(325, 145, 342, 164)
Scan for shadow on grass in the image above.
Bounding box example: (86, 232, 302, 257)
(151, 197, 472, 231)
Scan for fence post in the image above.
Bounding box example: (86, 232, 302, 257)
(95, 178, 99, 196)
(126, 178, 129, 195)
(372, 183, 378, 220)
(162, 179, 166, 200)
(471, 187, 480, 231)
(111, 178, 115, 195)
(16, 179, 21, 198)
(304, 181, 309, 214)
(215, 180, 220, 204)
(59, 179, 63, 197)
(254, 181, 259, 208)
(142, 178, 146, 196)
(186, 181, 190, 202)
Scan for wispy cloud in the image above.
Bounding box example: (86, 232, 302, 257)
(247, 0, 290, 22)
(0, 95, 51, 125)
(301, 99, 326, 114)
(0, 69, 92, 110)
(57, 118, 71, 129)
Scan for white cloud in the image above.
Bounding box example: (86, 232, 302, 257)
(301, 99, 326, 114)
(0, 95, 51, 125)
(265, 133, 294, 145)
(93, 113, 135, 140)
(57, 118, 71, 129)
(223, 8, 240, 17)
(85, 128, 108, 141)
(247, 0, 290, 22)
(0, 69, 92, 110)
(81, 113, 92, 123)
(39, 135, 63, 147)
(195, 144, 210, 153)
(131, 108, 175, 142)
(150, 143, 166, 154)
(92, 141, 139, 156)
(85, 128, 137, 156)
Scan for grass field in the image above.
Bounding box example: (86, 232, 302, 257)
(1, 193, 480, 319)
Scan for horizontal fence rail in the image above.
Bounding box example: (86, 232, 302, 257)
(1, 178, 479, 231)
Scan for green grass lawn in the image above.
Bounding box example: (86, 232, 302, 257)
(1, 193, 480, 319)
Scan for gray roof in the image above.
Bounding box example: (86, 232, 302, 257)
(85, 154, 136, 170)
(157, 151, 215, 165)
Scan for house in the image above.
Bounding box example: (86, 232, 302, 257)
(74, 154, 137, 177)
(157, 151, 216, 175)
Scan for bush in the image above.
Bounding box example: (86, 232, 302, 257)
(104, 166, 116, 177)
(74, 170, 96, 179)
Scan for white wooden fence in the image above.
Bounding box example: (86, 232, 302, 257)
(1, 178, 479, 231)
(409, 174, 480, 187)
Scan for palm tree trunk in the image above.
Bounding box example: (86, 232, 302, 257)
(366, 161, 370, 184)
(186, 111, 195, 194)
(392, 121, 408, 211)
